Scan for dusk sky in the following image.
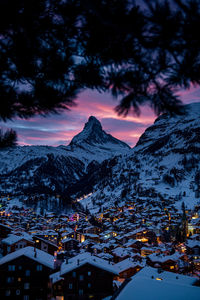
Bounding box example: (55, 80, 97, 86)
(1, 86, 200, 147)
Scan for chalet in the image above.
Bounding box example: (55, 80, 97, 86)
(33, 236, 58, 256)
(112, 266, 199, 300)
(84, 233, 100, 243)
(186, 240, 200, 256)
(0, 223, 12, 240)
(0, 246, 55, 299)
(114, 258, 142, 282)
(112, 247, 130, 263)
(75, 231, 86, 243)
(147, 252, 180, 272)
(50, 252, 118, 300)
(2, 234, 34, 256)
(62, 238, 80, 252)
(33, 230, 58, 244)
(83, 226, 102, 235)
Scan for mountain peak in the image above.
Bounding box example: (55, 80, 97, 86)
(84, 116, 102, 132)
(88, 116, 101, 125)
(69, 116, 130, 150)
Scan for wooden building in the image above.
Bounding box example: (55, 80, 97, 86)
(0, 246, 55, 299)
(50, 253, 118, 300)
(2, 234, 34, 256)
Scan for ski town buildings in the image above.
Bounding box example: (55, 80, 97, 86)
(0, 195, 200, 299)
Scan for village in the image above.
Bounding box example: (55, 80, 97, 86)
(0, 194, 200, 299)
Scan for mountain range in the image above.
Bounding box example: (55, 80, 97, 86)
(70, 103, 200, 211)
(0, 116, 130, 195)
(0, 103, 200, 211)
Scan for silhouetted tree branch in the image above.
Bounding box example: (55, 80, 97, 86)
(0, 0, 199, 123)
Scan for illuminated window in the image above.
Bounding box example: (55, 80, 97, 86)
(18, 278, 22, 282)
(156, 278, 163, 281)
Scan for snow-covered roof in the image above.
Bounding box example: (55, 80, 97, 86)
(186, 239, 200, 248)
(49, 271, 63, 284)
(115, 266, 198, 300)
(114, 258, 141, 272)
(0, 246, 54, 269)
(112, 247, 130, 258)
(60, 252, 118, 276)
(148, 252, 181, 263)
(2, 233, 33, 245)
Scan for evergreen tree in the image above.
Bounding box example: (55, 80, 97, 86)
(0, 0, 199, 127)
(0, 129, 17, 148)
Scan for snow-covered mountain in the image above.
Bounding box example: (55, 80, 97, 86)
(77, 103, 200, 212)
(69, 116, 130, 150)
(0, 116, 130, 195)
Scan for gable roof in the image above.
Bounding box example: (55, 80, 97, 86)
(60, 252, 118, 276)
(114, 266, 198, 300)
(2, 233, 33, 245)
(0, 246, 54, 269)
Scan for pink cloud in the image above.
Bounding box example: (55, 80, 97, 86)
(1, 87, 199, 147)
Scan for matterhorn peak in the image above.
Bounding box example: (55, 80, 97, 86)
(88, 115, 101, 124)
(69, 116, 130, 150)
(84, 116, 102, 131)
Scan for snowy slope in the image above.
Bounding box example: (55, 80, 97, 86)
(0, 116, 130, 195)
(78, 103, 200, 211)
(0, 116, 130, 174)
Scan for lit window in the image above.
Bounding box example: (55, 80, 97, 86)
(18, 278, 22, 282)
(8, 265, 15, 271)
(156, 277, 163, 281)
(24, 283, 30, 289)
(69, 283, 73, 289)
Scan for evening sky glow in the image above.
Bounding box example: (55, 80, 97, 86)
(1, 87, 200, 147)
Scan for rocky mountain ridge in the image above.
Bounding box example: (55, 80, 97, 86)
(76, 103, 200, 212)
(0, 116, 130, 195)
